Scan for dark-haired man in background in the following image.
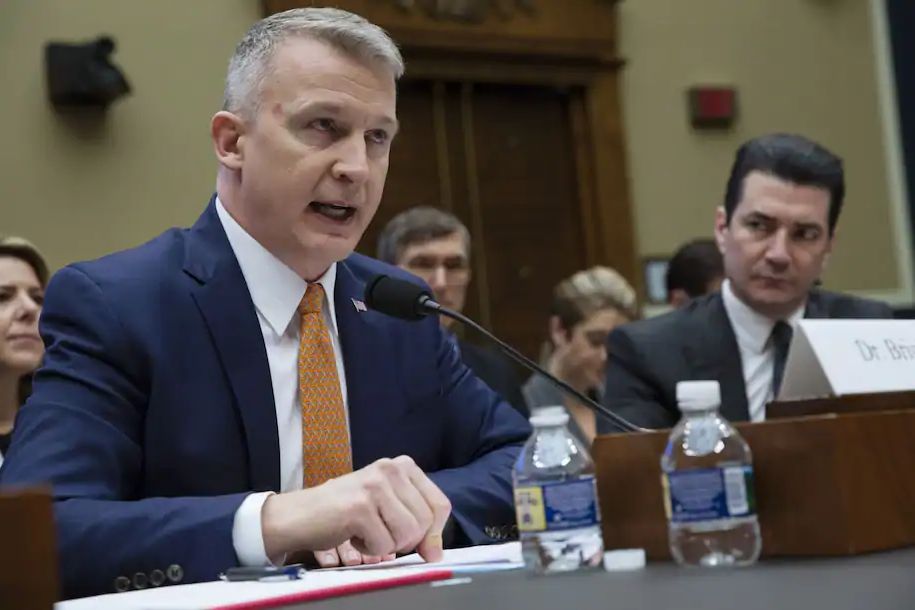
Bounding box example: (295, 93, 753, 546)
(602, 133, 892, 430)
(377, 207, 528, 417)
(666, 238, 724, 308)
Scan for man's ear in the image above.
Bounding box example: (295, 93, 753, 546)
(211, 111, 246, 170)
(714, 206, 729, 254)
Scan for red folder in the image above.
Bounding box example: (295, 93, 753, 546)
(212, 569, 454, 609)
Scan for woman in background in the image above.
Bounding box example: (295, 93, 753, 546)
(523, 266, 637, 445)
(0, 237, 47, 466)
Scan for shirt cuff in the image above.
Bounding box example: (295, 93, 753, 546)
(232, 491, 277, 567)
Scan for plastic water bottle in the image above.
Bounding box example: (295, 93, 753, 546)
(661, 381, 761, 567)
(513, 406, 604, 573)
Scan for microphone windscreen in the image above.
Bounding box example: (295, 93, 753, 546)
(364, 275, 431, 321)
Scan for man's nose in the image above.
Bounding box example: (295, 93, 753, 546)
(429, 265, 448, 290)
(765, 229, 791, 267)
(331, 135, 370, 186)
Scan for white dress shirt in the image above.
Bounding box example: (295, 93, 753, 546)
(721, 279, 804, 422)
(215, 198, 350, 566)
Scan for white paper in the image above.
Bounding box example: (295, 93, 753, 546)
(55, 543, 523, 610)
(320, 541, 522, 572)
(778, 320, 831, 400)
(779, 319, 915, 401)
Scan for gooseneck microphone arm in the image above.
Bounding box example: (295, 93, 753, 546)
(430, 301, 644, 434)
(365, 275, 645, 434)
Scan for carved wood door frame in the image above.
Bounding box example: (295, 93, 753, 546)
(263, 0, 637, 288)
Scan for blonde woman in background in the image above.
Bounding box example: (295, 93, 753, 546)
(0, 237, 47, 467)
(523, 266, 637, 445)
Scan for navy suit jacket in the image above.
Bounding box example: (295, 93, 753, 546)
(0, 200, 531, 598)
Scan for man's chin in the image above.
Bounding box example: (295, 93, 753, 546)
(746, 289, 805, 317)
(297, 231, 359, 258)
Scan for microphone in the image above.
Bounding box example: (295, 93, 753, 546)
(364, 275, 644, 433)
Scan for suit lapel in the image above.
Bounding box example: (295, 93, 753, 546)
(183, 198, 280, 492)
(686, 294, 750, 422)
(334, 260, 410, 469)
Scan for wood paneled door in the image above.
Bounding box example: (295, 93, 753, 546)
(264, 0, 635, 359)
(360, 80, 587, 359)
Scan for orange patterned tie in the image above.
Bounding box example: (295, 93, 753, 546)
(298, 283, 352, 488)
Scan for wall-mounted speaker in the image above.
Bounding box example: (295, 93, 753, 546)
(45, 36, 130, 110)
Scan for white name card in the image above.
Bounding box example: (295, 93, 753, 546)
(779, 319, 915, 400)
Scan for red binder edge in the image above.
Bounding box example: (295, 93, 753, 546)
(210, 568, 454, 610)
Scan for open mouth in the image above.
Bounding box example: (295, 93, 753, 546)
(309, 201, 356, 222)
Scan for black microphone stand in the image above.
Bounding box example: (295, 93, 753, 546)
(424, 299, 646, 434)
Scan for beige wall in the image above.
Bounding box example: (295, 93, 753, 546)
(2, 1, 909, 302)
(0, 0, 260, 271)
(619, 0, 911, 301)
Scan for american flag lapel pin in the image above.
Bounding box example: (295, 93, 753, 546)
(351, 298, 367, 312)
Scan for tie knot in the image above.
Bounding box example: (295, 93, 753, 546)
(770, 320, 793, 346)
(299, 283, 325, 315)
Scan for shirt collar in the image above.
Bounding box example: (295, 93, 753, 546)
(215, 196, 338, 337)
(721, 279, 804, 354)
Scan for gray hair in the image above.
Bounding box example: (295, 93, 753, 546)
(223, 7, 404, 118)
(377, 207, 471, 265)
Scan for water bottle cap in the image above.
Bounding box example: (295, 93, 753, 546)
(676, 380, 721, 411)
(529, 406, 569, 427)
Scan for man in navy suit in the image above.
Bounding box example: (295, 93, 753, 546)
(0, 7, 530, 598)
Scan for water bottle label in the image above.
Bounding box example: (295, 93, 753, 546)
(663, 466, 755, 523)
(514, 476, 601, 533)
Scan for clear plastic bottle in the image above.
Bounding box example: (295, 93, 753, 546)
(513, 406, 604, 574)
(662, 381, 761, 567)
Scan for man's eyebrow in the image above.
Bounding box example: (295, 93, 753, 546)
(289, 101, 344, 116)
(793, 221, 824, 231)
(289, 101, 398, 131)
(744, 211, 774, 220)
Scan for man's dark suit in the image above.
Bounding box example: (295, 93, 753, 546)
(458, 340, 528, 417)
(0, 200, 530, 598)
(600, 290, 893, 431)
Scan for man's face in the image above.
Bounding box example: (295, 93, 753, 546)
(397, 233, 470, 328)
(226, 38, 398, 278)
(715, 171, 834, 319)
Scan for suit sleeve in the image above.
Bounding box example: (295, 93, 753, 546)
(874, 302, 895, 319)
(0, 266, 247, 598)
(601, 326, 679, 431)
(426, 332, 531, 546)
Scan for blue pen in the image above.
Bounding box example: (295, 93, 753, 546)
(221, 564, 306, 582)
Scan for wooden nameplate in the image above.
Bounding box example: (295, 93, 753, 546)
(593, 403, 915, 558)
